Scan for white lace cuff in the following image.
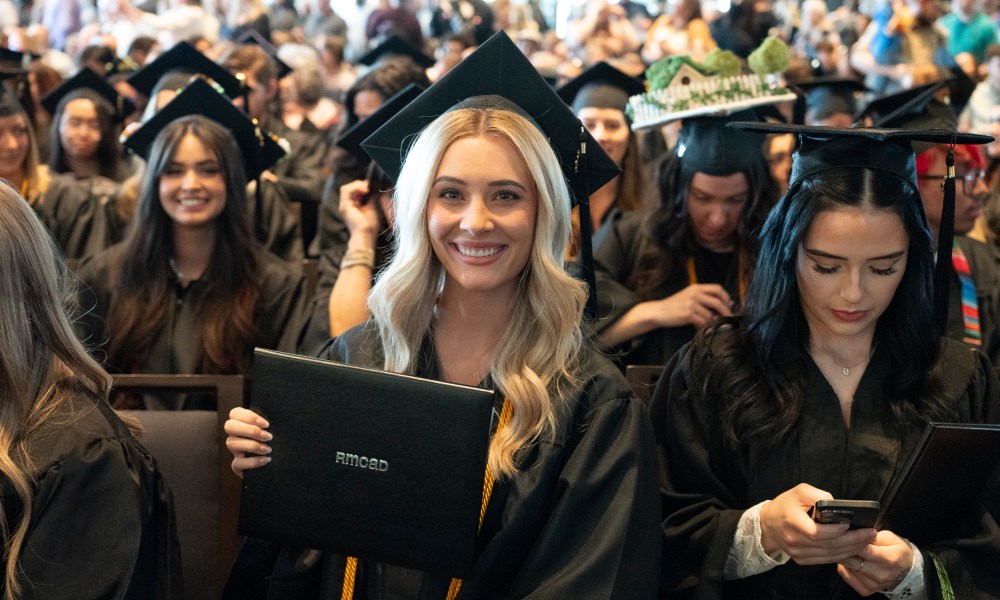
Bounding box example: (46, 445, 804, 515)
(882, 541, 925, 599)
(724, 501, 790, 580)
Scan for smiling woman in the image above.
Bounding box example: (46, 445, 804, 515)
(223, 32, 660, 600)
(75, 84, 306, 410)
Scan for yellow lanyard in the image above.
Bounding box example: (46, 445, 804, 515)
(686, 255, 747, 299)
(341, 399, 513, 600)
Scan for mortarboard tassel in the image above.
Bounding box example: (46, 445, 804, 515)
(933, 142, 957, 340)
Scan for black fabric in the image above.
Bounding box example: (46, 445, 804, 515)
(652, 329, 1000, 598)
(225, 320, 662, 599)
(40, 66, 136, 122)
(556, 62, 645, 114)
(676, 111, 769, 176)
(34, 172, 126, 260)
(592, 211, 740, 367)
(4, 379, 182, 599)
(75, 244, 306, 409)
(357, 35, 434, 69)
(790, 77, 867, 122)
(127, 41, 244, 99)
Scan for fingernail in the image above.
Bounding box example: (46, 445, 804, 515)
(262, 445, 272, 454)
(261, 457, 271, 464)
(258, 418, 270, 428)
(262, 432, 273, 442)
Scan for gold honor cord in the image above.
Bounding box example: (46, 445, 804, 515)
(686, 257, 747, 300)
(341, 399, 514, 600)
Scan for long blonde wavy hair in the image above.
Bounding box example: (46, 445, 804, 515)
(368, 107, 587, 479)
(0, 180, 112, 599)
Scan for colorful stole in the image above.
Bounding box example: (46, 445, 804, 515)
(952, 241, 982, 347)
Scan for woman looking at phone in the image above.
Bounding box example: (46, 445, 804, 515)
(653, 124, 1000, 598)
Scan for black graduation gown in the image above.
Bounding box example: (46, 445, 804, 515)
(4, 379, 182, 599)
(949, 236, 1000, 367)
(75, 244, 306, 409)
(225, 321, 662, 600)
(34, 172, 126, 261)
(593, 211, 740, 367)
(651, 330, 1000, 599)
(268, 120, 328, 250)
(249, 178, 306, 266)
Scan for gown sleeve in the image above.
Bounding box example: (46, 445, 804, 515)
(19, 434, 182, 599)
(650, 340, 747, 599)
(592, 211, 644, 337)
(503, 355, 662, 599)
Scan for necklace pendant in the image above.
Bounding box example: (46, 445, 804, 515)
(842, 367, 850, 376)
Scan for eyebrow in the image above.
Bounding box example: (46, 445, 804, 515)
(433, 176, 528, 191)
(167, 159, 219, 167)
(804, 248, 906, 261)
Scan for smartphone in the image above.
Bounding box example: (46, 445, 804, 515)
(809, 499, 881, 529)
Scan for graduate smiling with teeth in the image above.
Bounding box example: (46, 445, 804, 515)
(427, 135, 537, 297)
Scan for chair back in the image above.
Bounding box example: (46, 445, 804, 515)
(115, 374, 245, 600)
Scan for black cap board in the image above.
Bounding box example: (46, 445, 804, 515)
(362, 31, 620, 318)
(40, 67, 136, 123)
(127, 41, 245, 99)
(728, 121, 993, 339)
(790, 77, 867, 124)
(124, 77, 286, 181)
(233, 29, 293, 79)
(556, 61, 645, 114)
(357, 35, 435, 69)
(855, 80, 949, 127)
(676, 110, 770, 176)
(336, 83, 423, 164)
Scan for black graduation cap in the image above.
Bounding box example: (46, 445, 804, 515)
(675, 110, 771, 176)
(556, 61, 645, 114)
(233, 29, 293, 79)
(362, 31, 620, 317)
(0, 47, 24, 68)
(790, 77, 867, 124)
(357, 35, 435, 69)
(728, 121, 993, 340)
(0, 83, 26, 117)
(336, 83, 423, 163)
(40, 67, 136, 123)
(855, 80, 949, 127)
(127, 41, 245, 99)
(124, 77, 286, 181)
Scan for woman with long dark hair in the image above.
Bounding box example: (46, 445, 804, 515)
(593, 111, 779, 366)
(77, 83, 305, 410)
(654, 124, 1000, 598)
(46, 84, 132, 183)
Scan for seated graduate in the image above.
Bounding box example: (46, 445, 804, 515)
(591, 110, 779, 367)
(652, 123, 1000, 598)
(0, 178, 181, 598)
(124, 41, 305, 264)
(865, 81, 1000, 367)
(555, 61, 650, 256)
(296, 85, 418, 354)
(223, 32, 661, 599)
(75, 79, 306, 410)
(42, 67, 136, 184)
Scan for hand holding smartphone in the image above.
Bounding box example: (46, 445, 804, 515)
(809, 499, 880, 530)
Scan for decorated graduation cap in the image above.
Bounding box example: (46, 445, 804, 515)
(628, 37, 797, 130)
(358, 35, 435, 69)
(362, 31, 621, 316)
(556, 61, 645, 114)
(336, 83, 423, 164)
(233, 28, 293, 79)
(124, 77, 285, 181)
(127, 41, 245, 100)
(675, 109, 773, 176)
(790, 77, 867, 124)
(728, 121, 993, 339)
(40, 67, 136, 123)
